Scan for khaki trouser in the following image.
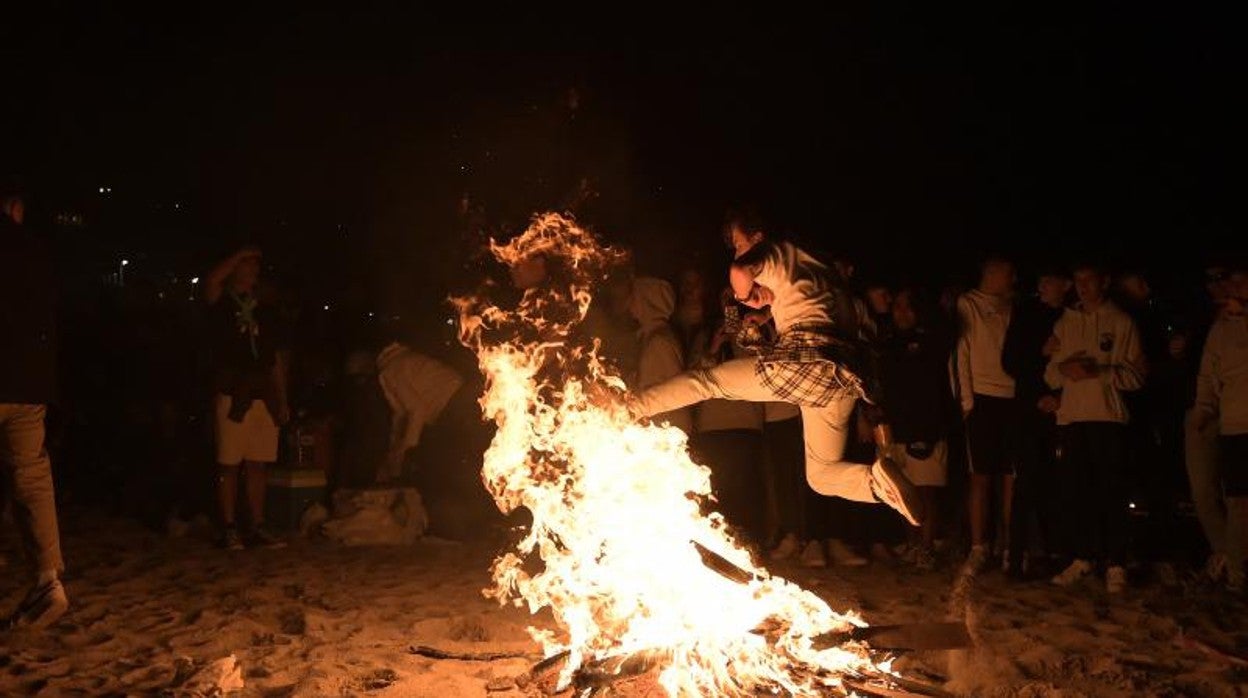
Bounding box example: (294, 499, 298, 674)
(635, 358, 875, 503)
(0, 403, 64, 575)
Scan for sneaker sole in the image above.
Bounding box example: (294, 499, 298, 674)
(872, 457, 923, 526)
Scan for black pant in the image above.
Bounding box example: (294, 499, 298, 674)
(692, 429, 766, 544)
(1059, 422, 1129, 565)
(1010, 407, 1059, 562)
(763, 416, 807, 539)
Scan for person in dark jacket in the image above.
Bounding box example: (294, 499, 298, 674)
(1, 189, 69, 629)
(1001, 266, 1071, 577)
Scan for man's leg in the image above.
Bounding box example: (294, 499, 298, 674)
(1, 403, 69, 629)
(1185, 408, 1226, 558)
(799, 396, 874, 502)
(217, 465, 240, 528)
(1090, 423, 1130, 567)
(0, 404, 64, 581)
(244, 461, 268, 526)
(634, 358, 776, 417)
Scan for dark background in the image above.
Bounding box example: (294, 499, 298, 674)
(3, 5, 1241, 306)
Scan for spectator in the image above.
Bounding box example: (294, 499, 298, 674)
(1, 188, 69, 629)
(955, 257, 1019, 571)
(1046, 263, 1145, 593)
(879, 288, 956, 569)
(203, 246, 291, 550)
(863, 281, 894, 338)
(1001, 266, 1071, 577)
(1193, 265, 1248, 592)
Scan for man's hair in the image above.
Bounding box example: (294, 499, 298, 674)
(980, 255, 1013, 274)
(1070, 259, 1108, 277)
(1036, 263, 1072, 280)
(721, 205, 767, 245)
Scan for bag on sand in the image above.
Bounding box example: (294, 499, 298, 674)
(320, 487, 428, 545)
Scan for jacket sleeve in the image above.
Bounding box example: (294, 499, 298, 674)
(953, 296, 975, 412)
(1044, 317, 1066, 390)
(1194, 324, 1221, 415)
(1107, 315, 1146, 391)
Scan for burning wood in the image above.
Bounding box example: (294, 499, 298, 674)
(455, 213, 929, 696)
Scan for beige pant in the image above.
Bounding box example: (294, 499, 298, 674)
(635, 358, 875, 502)
(0, 403, 64, 575)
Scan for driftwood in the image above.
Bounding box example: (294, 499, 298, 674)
(408, 644, 537, 662)
(812, 621, 972, 652)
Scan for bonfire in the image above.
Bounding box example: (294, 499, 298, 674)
(455, 213, 901, 697)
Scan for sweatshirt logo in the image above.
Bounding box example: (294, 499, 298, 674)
(1099, 332, 1114, 352)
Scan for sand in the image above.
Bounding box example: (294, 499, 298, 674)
(2, 510, 1246, 697)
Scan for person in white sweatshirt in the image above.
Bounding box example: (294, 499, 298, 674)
(955, 257, 1019, 571)
(1045, 263, 1145, 593)
(1192, 267, 1248, 592)
(629, 277, 693, 435)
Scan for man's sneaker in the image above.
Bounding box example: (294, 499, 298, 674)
(246, 524, 287, 549)
(1228, 565, 1245, 594)
(1052, 559, 1094, 587)
(220, 527, 245, 551)
(827, 538, 868, 567)
(7, 579, 69, 630)
(913, 544, 937, 571)
(769, 533, 801, 561)
(869, 457, 923, 527)
(799, 540, 828, 568)
(1205, 553, 1228, 583)
(963, 544, 990, 575)
(1106, 565, 1127, 594)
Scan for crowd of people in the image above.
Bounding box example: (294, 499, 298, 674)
(3, 184, 1246, 637)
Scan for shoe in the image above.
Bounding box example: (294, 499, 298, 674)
(964, 544, 989, 574)
(7, 578, 69, 630)
(1052, 559, 1094, 587)
(1106, 565, 1127, 594)
(799, 540, 828, 568)
(826, 538, 868, 567)
(913, 544, 937, 571)
(869, 457, 923, 526)
(769, 533, 801, 561)
(246, 524, 287, 549)
(220, 527, 245, 551)
(1228, 564, 1245, 594)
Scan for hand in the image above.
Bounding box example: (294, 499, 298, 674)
(962, 404, 973, 419)
(742, 311, 769, 327)
(1192, 409, 1216, 433)
(1036, 395, 1060, 414)
(236, 245, 263, 261)
(1042, 334, 1061, 358)
(1058, 352, 1097, 381)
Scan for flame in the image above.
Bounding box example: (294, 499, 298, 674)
(457, 213, 888, 696)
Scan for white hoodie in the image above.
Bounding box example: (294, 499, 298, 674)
(629, 277, 693, 434)
(954, 289, 1016, 411)
(1044, 300, 1145, 425)
(1195, 314, 1248, 435)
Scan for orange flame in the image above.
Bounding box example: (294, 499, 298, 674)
(457, 213, 888, 695)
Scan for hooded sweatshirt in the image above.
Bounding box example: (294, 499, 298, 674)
(630, 277, 693, 433)
(1195, 313, 1248, 436)
(954, 289, 1016, 411)
(1044, 300, 1145, 425)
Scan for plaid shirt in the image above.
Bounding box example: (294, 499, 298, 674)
(755, 324, 873, 407)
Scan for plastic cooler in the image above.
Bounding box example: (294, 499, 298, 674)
(265, 467, 327, 532)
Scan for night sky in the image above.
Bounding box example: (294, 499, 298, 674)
(4, 6, 1240, 301)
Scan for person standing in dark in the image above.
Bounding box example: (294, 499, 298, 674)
(203, 246, 291, 550)
(1001, 267, 1071, 577)
(1, 188, 69, 629)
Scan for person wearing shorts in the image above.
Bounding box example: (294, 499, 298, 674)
(203, 245, 291, 550)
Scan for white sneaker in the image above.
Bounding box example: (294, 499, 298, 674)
(7, 578, 69, 630)
(1052, 559, 1094, 587)
(869, 457, 923, 526)
(826, 538, 868, 567)
(799, 540, 828, 568)
(769, 533, 801, 561)
(1106, 565, 1127, 594)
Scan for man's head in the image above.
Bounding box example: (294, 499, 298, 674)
(892, 288, 919, 331)
(1037, 267, 1072, 308)
(1, 194, 24, 225)
(1206, 264, 1231, 304)
(1072, 263, 1110, 308)
(721, 208, 766, 259)
(1116, 271, 1151, 304)
(978, 257, 1015, 296)
(865, 283, 893, 316)
(1225, 265, 1248, 314)
(230, 247, 263, 293)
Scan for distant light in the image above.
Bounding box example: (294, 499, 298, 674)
(174, 203, 181, 210)
(191, 277, 200, 284)
(368, 312, 375, 318)
(99, 187, 105, 193)
(323, 304, 330, 311)
(121, 259, 130, 266)
(1128, 502, 1137, 509)
(445, 317, 454, 326)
